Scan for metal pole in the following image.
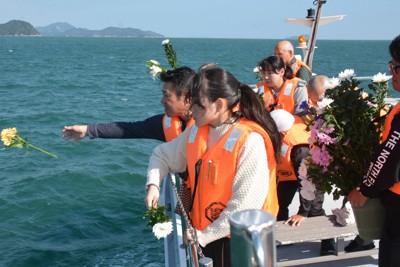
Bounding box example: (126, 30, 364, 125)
(191, 243, 200, 267)
(304, 0, 327, 69)
(199, 257, 213, 267)
(230, 210, 276, 267)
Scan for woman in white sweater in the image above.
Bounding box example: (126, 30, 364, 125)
(145, 64, 280, 267)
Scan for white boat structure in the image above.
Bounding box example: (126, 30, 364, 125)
(285, 0, 345, 69)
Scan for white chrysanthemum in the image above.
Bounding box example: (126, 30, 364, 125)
(162, 39, 170, 45)
(152, 221, 173, 239)
(149, 59, 160, 65)
(299, 179, 316, 200)
(316, 98, 334, 114)
(253, 66, 261, 73)
(372, 72, 391, 83)
(323, 77, 340, 90)
(338, 69, 355, 80)
(149, 65, 163, 78)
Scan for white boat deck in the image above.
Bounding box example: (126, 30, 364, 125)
(281, 192, 379, 267)
(162, 175, 380, 266)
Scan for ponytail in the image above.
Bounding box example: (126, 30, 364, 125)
(238, 84, 281, 162)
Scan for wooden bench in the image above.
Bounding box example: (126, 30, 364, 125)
(275, 215, 378, 266)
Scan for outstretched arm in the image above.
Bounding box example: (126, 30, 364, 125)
(62, 125, 88, 144)
(62, 114, 166, 144)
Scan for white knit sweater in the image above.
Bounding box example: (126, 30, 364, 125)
(146, 122, 270, 247)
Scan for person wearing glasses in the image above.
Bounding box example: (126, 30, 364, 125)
(256, 55, 308, 116)
(349, 34, 400, 267)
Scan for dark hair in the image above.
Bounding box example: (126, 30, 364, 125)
(258, 55, 294, 80)
(389, 35, 400, 62)
(188, 64, 281, 161)
(160, 66, 195, 97)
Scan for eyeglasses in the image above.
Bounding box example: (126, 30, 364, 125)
(388, 60, 400, 75)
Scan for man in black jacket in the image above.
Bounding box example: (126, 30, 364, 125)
(349, 34, 400, 267)
(62, 67, 194, 143)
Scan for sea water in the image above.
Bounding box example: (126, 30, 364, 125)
(0, 37, 395, 267)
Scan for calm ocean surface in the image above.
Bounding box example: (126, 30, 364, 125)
(0, 37, 396, 267)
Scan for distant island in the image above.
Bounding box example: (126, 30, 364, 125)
(0, 20, 40, 36)
(0, 20, 164, 38)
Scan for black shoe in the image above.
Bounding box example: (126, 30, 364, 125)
(344, 239, 375, 252)
(320, 238, 336, 256)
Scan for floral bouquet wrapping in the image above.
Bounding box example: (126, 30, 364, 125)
(299, 70, 391, 200)
(144, 205, 173, 239)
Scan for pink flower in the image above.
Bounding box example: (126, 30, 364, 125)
(310, 118, 324, 131)
(366, 101, 378, 108)
(317, 132, 337, 145)
(310, 146, 332, 167)
(323, 126, 335, 134)
(310, 146, 321, 164)
(308, 130, 318, 145)
(319, 146, 332, 167)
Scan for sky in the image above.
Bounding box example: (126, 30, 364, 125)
(0, 0, 398, 40)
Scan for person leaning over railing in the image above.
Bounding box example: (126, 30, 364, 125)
(62, 67, 195, 144)
(145, 64, 281, 267)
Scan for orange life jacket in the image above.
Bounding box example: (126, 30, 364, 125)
(290, 59, 312, 78)
(256, 78, 300, 114)
(381, 103, 400, 195)
(162, 115, 195, 142)
(185, 118, 279, 230)
(277, 116, 310, 182)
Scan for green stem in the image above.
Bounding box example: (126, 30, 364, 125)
(28, 143, 58, 158)
(18, 137, 57, 158)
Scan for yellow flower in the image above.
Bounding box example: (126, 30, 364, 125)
(1, 127, 18, 146)
(1, 127, 57, 158)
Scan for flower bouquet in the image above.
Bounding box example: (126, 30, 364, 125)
(299, 70, 391, 200)
(145, 39, 179, 80)
(253, 66, 263, 82)
(144, 205, 173, 239)
(1, 127, 58, 158)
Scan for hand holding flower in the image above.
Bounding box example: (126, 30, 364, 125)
(1, 127, 57, 158)
(144, 184, 160, 208)
(143, 204, 173, 239)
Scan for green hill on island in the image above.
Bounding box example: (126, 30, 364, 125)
(0, 20, 40, 36)
(36, 22, 164, 38)
(0, 20, 164, 38)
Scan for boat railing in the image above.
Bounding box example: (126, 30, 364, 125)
(161, 173, 214, 267)
(159, 173, 189, 267)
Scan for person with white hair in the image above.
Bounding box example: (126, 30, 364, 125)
(274, 40, 312, 82)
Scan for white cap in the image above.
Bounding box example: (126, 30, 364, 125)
(270, 109, 295, 132)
